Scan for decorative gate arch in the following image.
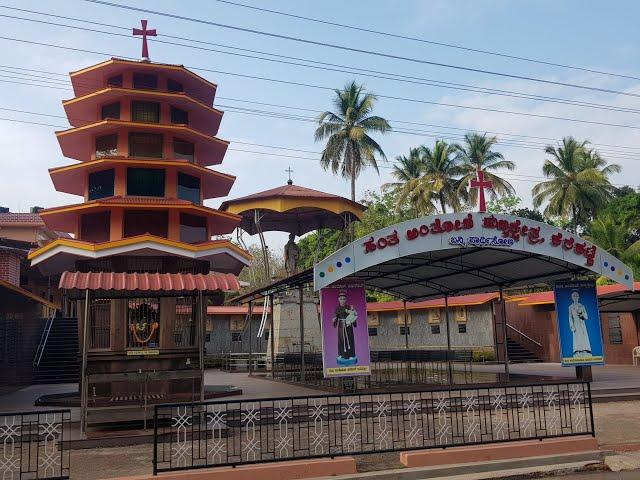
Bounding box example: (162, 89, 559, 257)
(314, 212, 633, 297)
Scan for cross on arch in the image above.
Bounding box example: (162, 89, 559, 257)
(470, 168, 494, 213)
(133, 20, 157, 60)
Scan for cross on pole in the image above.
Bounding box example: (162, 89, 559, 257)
(470, 168, 493, 213)
(285, 166, 294, 185)
(133, 20, 157, 60)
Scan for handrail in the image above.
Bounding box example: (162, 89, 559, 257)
(507, 323, 542, 347)
(33, 312, 55, 367)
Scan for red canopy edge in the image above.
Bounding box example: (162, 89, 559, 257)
(59, 271, 241, 292)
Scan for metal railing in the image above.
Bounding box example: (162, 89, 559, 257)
(33, 313, 56, 367)
(153, 381, 593, 474)
(0, 409, 71, 480)
(506, 324, 542, 347)
(272, 350, 475, 391)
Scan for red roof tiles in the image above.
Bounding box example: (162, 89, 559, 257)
(0, 213, 45, 225)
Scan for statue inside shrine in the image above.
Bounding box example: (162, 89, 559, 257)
(284, 233, 300, 274)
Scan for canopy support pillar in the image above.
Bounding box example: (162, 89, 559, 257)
(80, 289, 90, 438)
(269, 293, 275, 378)
(299, 285, 305, 383)
(248, 300, 253, 375)
(403, 300, 410, 381)
(444, 295, 453, 385)
(499, 287, 510, 380)
(198, 291, 205, 402)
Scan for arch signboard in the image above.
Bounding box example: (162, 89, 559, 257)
(314, 212, 634, 296)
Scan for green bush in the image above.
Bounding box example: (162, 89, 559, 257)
(472, 350, 496, 362)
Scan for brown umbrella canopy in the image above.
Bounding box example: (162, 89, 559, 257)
(219, 183, 366, 236)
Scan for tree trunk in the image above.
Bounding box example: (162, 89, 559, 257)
(440, 193, 447, 214)
(350, 172, 356, 202)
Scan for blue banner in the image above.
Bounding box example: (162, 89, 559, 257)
(554, 280, 604, 366)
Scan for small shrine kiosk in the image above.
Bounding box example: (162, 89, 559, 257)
(28, 27, 251, 431)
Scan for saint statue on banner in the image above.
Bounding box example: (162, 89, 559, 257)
(569, 290, 592, 357)
(332, 290, 358, 364)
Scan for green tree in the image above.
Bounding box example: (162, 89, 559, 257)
(314, 81, 391, 201)
(532, 137, 621, 231)
(586, 214, 640, 279)
(237, 244, 285, 290)
(454, 133, 515, 206)
(385, 147, 435, 217)
(421, 140, 465, 213)
(487, 195, 545, 222)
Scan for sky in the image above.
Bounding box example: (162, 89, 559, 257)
(1, 0, 639, 252)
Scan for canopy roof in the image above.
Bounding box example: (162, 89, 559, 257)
(219, 183, 366, 235)
(314, 212, 634, 301)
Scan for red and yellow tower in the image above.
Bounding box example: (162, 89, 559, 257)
(29, 57, 250, 274)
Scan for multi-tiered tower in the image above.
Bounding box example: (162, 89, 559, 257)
(29, 31, 251, 423)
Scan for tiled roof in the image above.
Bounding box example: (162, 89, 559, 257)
(367, 292, 500, 312)
(0, 213, 45, 225)
(207, 305, 271, 315)
(514, 282, 640, 306)
(221, 184, 364, 210)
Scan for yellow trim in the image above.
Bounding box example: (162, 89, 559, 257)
(55, 120, 229, 147)
(39, 200, 241, 221)
(28, 235, 252, 261)
(223, 197, 365, 220)
(49, 158, 235, 182)
(517, 300, 555, 307)
(0, 279, 59, 310)
(70, 58, 218, 91)
(63, 87, 223, 116)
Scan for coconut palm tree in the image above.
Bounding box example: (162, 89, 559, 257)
(315, 81, 391, 201)
(586, 214, 640, 278)
(421, 140, 465, 213)
(385, 147, 435, 217)
(453, 133, 515, 207)
(532, 137, 621, 230)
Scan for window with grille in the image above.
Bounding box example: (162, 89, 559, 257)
(80, 211, 110, 243)
(431, 324, 441, 334)
(89, 299, 111, 349)
(167, 79, 183, 93)
(131, 101, 160, 123)
(101, 102, 120, 120)
(608, 314, 623, 344)
(170, 106, 189, 125)
(368, 327, 378, 336)
(127, 167, 166, 197)
(173, 138, 195, 162)
(133, 73, 158, 90)
(123, 210, 168, 238)
(88, 169, 114, 200)
(107, 74, 123, 87)
(177, 172, 200, 204)
(127, 298, 160, 349)
(231, 332, 242, 342)
(399, 326, 410, 335)
(180, 213, 207, 244)
(129, 132, 163, 158)
(95, 133, 118, 158)
(174, 297, 196, 347)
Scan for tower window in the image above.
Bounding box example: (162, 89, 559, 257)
(129, 132, 163, 158)
(88, 169, 114, 200)
(123, 210, 168, 238)
(167, 79, 184, 93)
(177, 172, 200, 204)
(101, 102, 120, 120)
(131, 101, 160, 123)
(133, 73, 158, 90)
(173, 138, 194, 162)
(127, 168, 166, 197)
(180, 213, 207, 244)
(107, 74, 123, 87)
(170, 106, 189, 125)
(80, 211, 110, 243)
(95, 133, 118, 158)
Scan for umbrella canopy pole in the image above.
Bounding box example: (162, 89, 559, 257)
(254, 210, 271, 281)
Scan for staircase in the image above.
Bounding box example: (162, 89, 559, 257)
(34, 317, 80, 384)
(506, 337, 543, 363)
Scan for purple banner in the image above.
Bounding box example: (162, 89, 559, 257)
(320, 282, 371, 378)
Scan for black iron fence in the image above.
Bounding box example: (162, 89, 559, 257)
(273, 350, 475, 391)
(153, 381, 593, 474)
(0, 409, 70, 480)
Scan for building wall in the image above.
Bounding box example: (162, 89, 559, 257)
(0, 251, 20, 286)
(205, 304, 495, 355)
(204, 314, 269, 355)
(0, 226, 40, 243)
(369, 304, 495, 351)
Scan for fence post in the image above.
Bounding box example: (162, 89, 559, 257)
(153, 405, 159, 475)
(587, 382, 595, 437)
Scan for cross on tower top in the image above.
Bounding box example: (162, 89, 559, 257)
(285, 167, 294, 185)
(133, 20, 157, 61)
(470, 168, 493, 213)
